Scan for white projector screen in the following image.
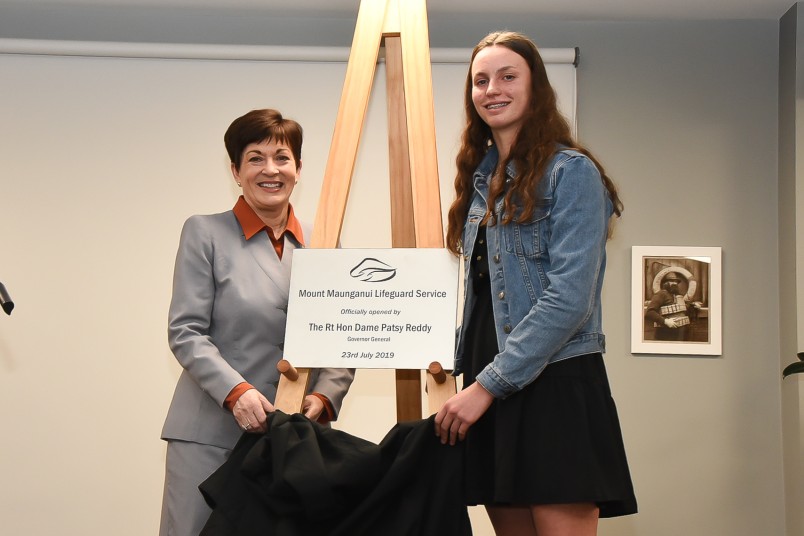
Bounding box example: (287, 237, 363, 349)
(0, 42, 576, 249)
(0, 43, 577, 486)
(0, 43, 576, 246)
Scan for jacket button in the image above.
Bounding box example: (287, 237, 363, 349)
(503, 324, 512, 333)
(493, 254, 500, 263)
(498, 291, 505, 299)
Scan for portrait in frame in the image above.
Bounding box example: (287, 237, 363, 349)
(631, 246, 722, 355)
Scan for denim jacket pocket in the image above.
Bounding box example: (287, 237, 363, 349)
(502, 201, 551, 258)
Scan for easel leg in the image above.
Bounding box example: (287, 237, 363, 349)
(386, 34, 424, 422)
(274, 365, 310, 414)
(426, 361, 457, 416)
(275, 0, 456, 422)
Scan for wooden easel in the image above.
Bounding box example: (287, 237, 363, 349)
(274, 0, 457, 421)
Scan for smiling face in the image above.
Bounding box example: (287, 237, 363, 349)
(470, 44, 532, 153)
(232, 138, 300, 218)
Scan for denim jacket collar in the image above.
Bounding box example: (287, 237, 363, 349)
(472, 145, 518, 196)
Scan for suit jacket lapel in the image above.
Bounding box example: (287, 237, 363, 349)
(244, 235, 291, 309)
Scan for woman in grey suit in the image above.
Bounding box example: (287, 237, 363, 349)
(159, 109, 354, 536)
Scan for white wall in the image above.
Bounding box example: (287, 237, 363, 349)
(0, 13, 786, 536)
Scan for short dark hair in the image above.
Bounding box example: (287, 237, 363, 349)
(224, 109, 303, 170)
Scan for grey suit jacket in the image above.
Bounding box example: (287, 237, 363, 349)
(161, 209, 354, 450)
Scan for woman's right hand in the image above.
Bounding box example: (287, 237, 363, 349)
(233, 388, 275, 433)
(434, 381, 494, 446)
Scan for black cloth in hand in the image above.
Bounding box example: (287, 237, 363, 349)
(199, 411, 472, 536)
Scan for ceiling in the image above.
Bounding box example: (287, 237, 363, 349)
(0, 0, 796, 21)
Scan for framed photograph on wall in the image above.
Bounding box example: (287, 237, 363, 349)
(631, 246, 722, 355)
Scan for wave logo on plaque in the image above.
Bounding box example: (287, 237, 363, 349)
(350, 258, 397, 282)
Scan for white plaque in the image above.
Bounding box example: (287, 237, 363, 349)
(284, 248, 459, 369)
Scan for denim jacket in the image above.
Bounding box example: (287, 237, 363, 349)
(454, 145, 612, 399)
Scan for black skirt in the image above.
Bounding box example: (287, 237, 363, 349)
(462, 227, 637, 518)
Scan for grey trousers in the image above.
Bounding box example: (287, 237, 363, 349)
(159, 440, 231, 536)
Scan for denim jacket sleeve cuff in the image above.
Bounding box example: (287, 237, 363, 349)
(475, 365, 518, 399)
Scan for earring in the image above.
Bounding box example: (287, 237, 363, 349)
(237, 182, 241, 187)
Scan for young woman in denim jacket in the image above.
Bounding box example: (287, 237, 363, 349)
(435, 31, 637, 535)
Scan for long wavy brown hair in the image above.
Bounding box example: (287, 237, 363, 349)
(445, 31, 623, 256)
